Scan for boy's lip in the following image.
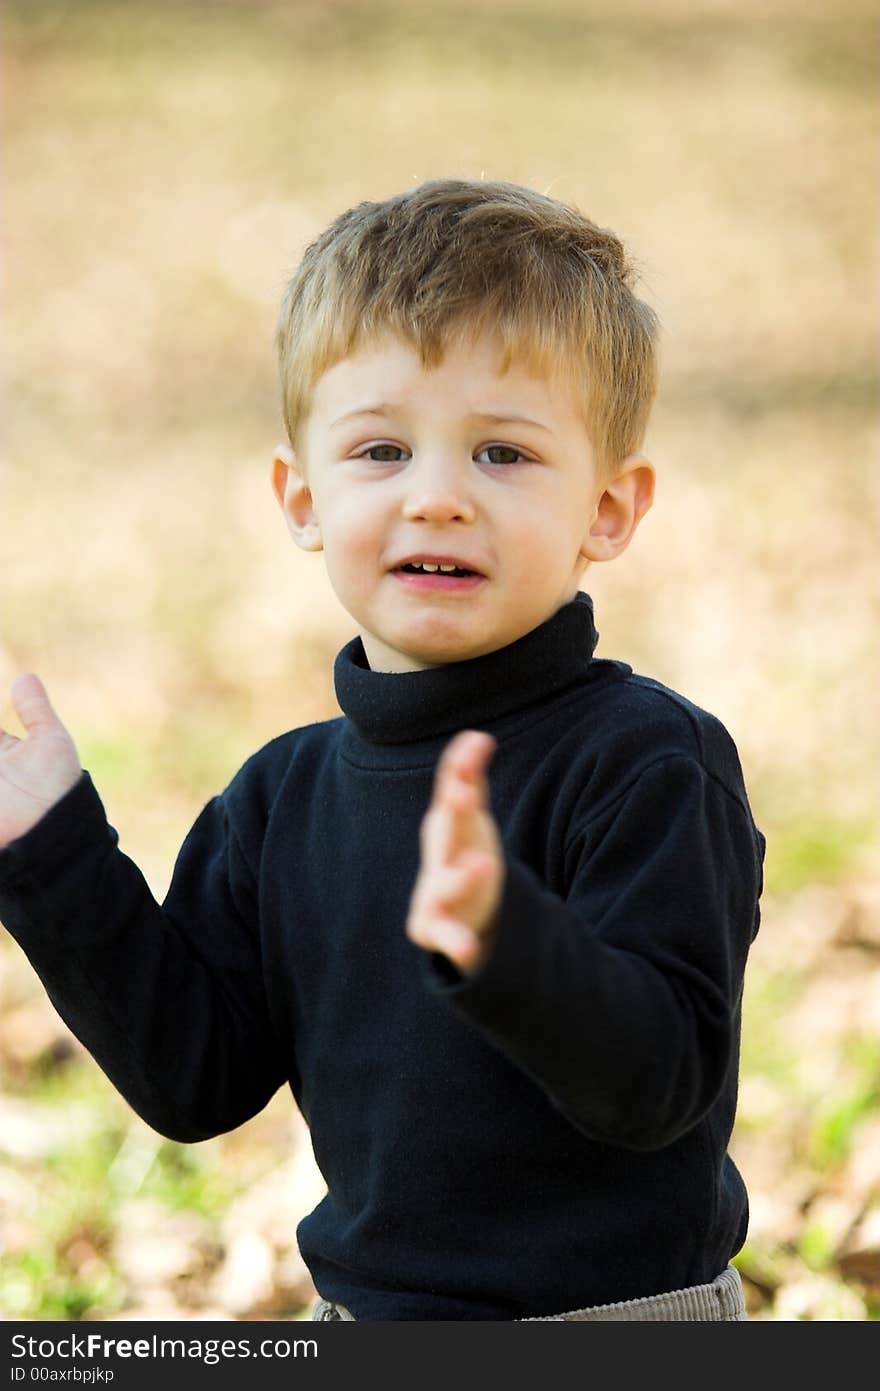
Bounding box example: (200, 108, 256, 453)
(390, 553, 486, 575)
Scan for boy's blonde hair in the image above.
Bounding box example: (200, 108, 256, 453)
(275, 177, 659, 478)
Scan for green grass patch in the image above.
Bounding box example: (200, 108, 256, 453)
(139, 1141, 236, 1218)
(797, 1219, 836, 1272)
(0, 1246, 124, 1321)
(807, 1037, 880, 1172)
(77, 713, 255, 805)
(739, 965, 808, 1092)
(763, 814, 879, 897)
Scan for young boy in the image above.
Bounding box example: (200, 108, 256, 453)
(0, 178, 764, 1322)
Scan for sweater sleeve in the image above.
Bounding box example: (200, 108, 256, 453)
(0, 771, 287, 1142)
(420, 755, 764, 1152)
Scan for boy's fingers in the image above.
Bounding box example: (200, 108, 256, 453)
(434, 731, 495, 806)
(436, 730, 493, 777)
(406, 911, 481, 970)
(10, 674, 62, 737)
(427, 854, 490, 911)
(419, 803, 452, 864)
(421, 733, 496, 863)
(426, 778, 479, 859)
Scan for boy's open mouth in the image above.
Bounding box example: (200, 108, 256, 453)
(391, 559, 485, 590)
(397, 562, 476, 577)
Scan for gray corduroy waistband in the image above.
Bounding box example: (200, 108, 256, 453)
(312, 1265, 747, 1322)
(518, 1265, 747, 1321)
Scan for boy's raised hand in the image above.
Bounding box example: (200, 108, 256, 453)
(406, 730, 505, 976)
(0, 675, 82, 849)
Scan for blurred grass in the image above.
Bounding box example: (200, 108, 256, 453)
(2, 0, 879, 1320)
(807, 1038, 880, 1173)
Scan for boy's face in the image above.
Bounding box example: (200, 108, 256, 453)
(272, 328, 653, 672)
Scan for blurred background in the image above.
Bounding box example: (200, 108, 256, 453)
(1, 0, 878, 1322)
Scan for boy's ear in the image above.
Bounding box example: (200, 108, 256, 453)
(579, 453, 655, 564)
(271, 443, 323, 552)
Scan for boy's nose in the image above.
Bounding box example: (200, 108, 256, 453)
(401, 459, 476, 525)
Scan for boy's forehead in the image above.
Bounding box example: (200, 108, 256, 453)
(309, 327, 581, 425)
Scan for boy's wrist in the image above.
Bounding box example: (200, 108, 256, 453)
(0, 771, 104, 883)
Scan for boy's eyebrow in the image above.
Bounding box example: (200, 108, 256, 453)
(330, 403, 555, 434)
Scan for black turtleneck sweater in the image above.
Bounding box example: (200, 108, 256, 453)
(0, 593, 765, 1320)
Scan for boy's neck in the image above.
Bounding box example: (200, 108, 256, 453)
(336, 592, 601, 754)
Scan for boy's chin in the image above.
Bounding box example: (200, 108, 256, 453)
(359, 625, 502, 673)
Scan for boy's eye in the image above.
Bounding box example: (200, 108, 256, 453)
(360, 443, 409, 463)
(477, 444, 526, 466)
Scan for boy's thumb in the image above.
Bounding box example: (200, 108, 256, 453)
(11, 674, 61, 735)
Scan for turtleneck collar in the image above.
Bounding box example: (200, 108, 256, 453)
(334, 590, 600, 756)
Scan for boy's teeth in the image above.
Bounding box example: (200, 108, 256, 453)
(402, 560, 474, 575)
